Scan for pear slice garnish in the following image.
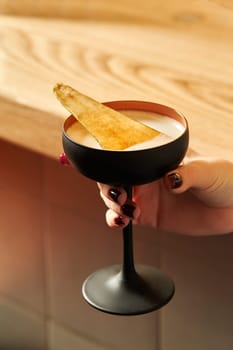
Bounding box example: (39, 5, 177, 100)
(54, 83, 160, 150)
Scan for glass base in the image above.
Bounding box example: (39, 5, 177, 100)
(82, 264, 175, 316)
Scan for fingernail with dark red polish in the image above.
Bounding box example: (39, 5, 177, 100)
(59, 153, 70, 166)
(121, 203, 136, 218)
(115, 216, 125, 226)
(167, 172, 183, 189)
(108, 188, 121, 203)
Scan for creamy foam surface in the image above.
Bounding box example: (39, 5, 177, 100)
(66, 110, 185, 151)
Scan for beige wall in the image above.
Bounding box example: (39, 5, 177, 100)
(1, 139, 233, 349)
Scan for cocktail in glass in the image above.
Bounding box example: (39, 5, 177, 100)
(62, 100, 189, 315)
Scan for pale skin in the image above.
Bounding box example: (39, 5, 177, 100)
(97, 156, 233, 236)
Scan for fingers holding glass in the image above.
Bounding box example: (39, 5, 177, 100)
(98, 183, 141, 227)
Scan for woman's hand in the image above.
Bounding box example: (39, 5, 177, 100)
(97, 157, 233, 236)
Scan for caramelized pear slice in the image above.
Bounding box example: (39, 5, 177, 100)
(54, 83, 160, 150)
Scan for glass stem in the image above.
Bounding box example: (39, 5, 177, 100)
(122, 185, 137, 280)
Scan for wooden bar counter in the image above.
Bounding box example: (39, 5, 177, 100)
(0, 0, 232, 160)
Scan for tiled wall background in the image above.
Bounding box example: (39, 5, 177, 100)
(0, 139, 232, 350)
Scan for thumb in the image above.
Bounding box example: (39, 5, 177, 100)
(164, 159, 233, 207)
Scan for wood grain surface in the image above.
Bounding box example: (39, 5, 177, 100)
(0, 0, 232, 19)
(0, 0, 232, 160)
